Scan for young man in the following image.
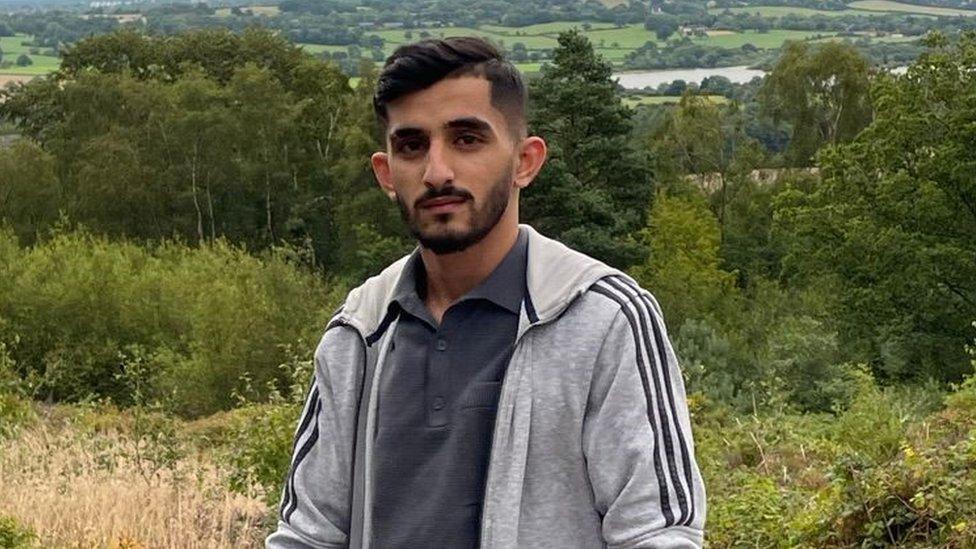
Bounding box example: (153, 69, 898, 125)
(267, 37, 706, 549)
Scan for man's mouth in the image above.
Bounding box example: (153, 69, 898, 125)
(419, 196, 468, 213)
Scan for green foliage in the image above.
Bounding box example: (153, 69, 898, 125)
(0, 336, 34, 439)
(764, 315, 851, 413)
(759, 40, 873, 165)
(0, 515, 35, 549)
(695, 366, 976, 547)
(794, 380, 976, 547)
(706, 471, 795, 547)
(0, 28, 405, 278)
(524, 29, 653, 269)
(776, 32, 976, 383)
(222, 345, 311, 506)
(224, 402, 302, 507)
(629, 191, 739, 332)
(0, 225, 338, 416)
(0, 139, 58, 246)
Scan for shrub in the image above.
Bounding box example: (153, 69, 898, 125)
(792, 369, 976, 547)
(0, 515, 35, 548)
(0, 337, 34, 438)
(223, 402, 302, 508)
(0, 225, 341, 416)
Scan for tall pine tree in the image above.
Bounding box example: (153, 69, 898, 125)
(523, 30, 653, 269)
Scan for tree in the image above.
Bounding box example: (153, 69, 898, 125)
(758, 41, 872, 166)
(628, 191, 739, 333)
(0, 140, 59, 245)
(0, 28, 378, 276)
(510, 42, 528, 62)
(524, 30, 653, 269)
(775, 32, 976, 382)
(647, 92, 764, 253)
(15, 54, 31, 67)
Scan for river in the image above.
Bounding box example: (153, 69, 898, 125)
(612, 64, 909, 90)
(612, 66, 766, 90)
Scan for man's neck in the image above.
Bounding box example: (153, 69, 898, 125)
(420, 220, 519, 323)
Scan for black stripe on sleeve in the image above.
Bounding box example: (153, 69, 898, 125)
(600, 276, 690, 524)
(281, 384, 320, 522)
(590, 282, 675, 526)
(612, 275, 697, 526)
(284, 397, 323, 524)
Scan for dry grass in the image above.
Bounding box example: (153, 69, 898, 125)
(0, 405, 270, 548)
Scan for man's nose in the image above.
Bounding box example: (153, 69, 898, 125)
(422, 140, 454, 188)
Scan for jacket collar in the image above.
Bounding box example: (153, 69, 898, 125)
(330, 224, 623, 344)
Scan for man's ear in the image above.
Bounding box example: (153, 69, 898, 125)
(514, 136, 548, 190)
(370, 151, 396, 201)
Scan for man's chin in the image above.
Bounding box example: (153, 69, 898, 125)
(416, 229, 476, 255)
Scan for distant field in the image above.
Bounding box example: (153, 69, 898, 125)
(848, 0, 976, 16)
(623, 94, 729, 107)
(810, 32, 919, 43)
(480, 21, 617, 34)
(297, 43, 351, 54)
(693, 29, 837, 48)
(0, 34, 60, 76)
(582, 24, 662, 49)
(314, 22, 908, 71)
(375, 26, 558, 49)
(708, 5, 878, 17)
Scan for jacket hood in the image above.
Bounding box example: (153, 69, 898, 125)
(331, 224, 624, 342)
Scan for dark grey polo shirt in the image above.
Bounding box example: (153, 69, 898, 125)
(371, 228, 528, 549)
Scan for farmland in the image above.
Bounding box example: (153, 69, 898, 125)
(848, 0, 976, 16)
(0, 34, 60, 77)
(708, 5, 880, 17)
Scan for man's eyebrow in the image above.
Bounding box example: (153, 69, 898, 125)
(389, 126, 426, 141)
(445, 117, 494, 133)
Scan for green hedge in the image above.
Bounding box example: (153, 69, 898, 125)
(0, 225, 343, 417)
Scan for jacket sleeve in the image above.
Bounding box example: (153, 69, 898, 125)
(266, 327, 363, 549)
(582, 286, 706, 549)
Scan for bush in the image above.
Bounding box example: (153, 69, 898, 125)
(0, 515, 35, 548)
(223, 402, 302, 508)
(0, 338, 34, 438)
(0, 225, 342, 416)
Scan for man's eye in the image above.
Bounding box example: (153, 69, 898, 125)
(456, 134, 481, 147)
(397, 140, 425, 154)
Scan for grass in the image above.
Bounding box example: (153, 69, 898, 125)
(810, 32, 920, 43)
(480, 21, 618, 34)
(707, 5, 881, 17)
(368, 25, 848, 65)
(693, 29, 838, 49)
(375, 26, 558, 49)
(0, 404, 269, 547)
(0, 34, 60, 76)
(848, 0, 976, 16)
(297, 43, 351, 55)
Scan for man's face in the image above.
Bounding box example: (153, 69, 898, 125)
(371, 76, 522, 255)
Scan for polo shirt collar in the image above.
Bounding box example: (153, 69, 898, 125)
(391, 227, 528, 317)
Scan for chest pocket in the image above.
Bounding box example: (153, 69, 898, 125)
(460, 380, 502, 410)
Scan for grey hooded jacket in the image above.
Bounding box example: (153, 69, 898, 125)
(266, 224, 706, 549)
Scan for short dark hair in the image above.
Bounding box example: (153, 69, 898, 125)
(373, 37, 528, 139)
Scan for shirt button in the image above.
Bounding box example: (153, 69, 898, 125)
(432, 397, 446, 410)
(435, 338, 447, 351)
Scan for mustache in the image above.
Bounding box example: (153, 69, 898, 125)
(413, 186, 474, 208)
